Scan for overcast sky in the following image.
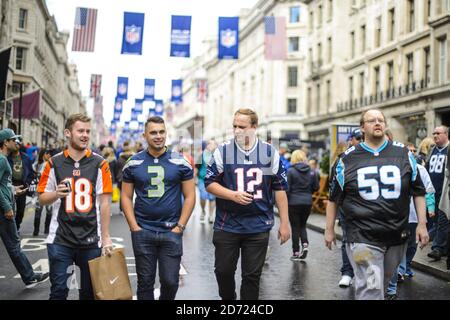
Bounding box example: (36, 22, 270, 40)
(45, 0, 258, 125)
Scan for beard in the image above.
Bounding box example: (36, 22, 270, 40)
(70, 139, 87, 151)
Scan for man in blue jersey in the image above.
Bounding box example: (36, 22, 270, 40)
(205, 108, 290, 300)
(325, 109, 429, 300)
(121, 116, 195, 300)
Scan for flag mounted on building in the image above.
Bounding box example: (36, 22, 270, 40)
(144, 79, 155, 101)
(72, 7, 98, 52)
(135, 99, 144, 113)
(264, 16, 287, 60)
(154, 100, 164, 116)
(13, 90, 40, 119)
(114, 98, 123, 112)
(117, 77, 128, 100)
(218, 17, 239, 59)
(121, 12, 145, 55)
(170, 15, 191, 57)
(171, 80, 182, 103)
(89, 74, 102, 98)
(0, 47, 11, 102)
(196, 79, 208, 103)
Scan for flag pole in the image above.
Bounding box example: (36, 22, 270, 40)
(18, 82, 23, 135)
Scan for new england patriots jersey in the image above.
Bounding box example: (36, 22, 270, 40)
(122, 148, 193, 232)
(329, 140, 425, 247)
(426, 144, 448, 196)
(205, 139, 288, 234)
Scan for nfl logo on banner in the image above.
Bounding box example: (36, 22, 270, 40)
(125, 25, 141, 44)
(221, 29, 236, 48)
(114, 99, 122, 112)
(218, 17, 239, 59)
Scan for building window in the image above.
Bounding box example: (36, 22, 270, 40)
(15, 47, 26, 71)
(318, 5, 323, 26)
(427, 0, 431, 19)
(359, 72, 365, 98)
(290, 7, 300, 23)
(439, 38, 447, 84)
(407, 53, 414, 86)
(287, 98, 297, 114)
(326, 80, 331, 110)
(317, 42, 322, 65)
(307, 87, 312, 115)
(388, 61, 394, 91)
(424, 47, 430, 84)
(388, 8, 395, 41)
(309, 48, 313, 70)
(18, 8, 28, 29)
(360, 25, 366, 53)
(309, 11, 314, 30)
(327, 37, 332, 63)
(316, 84, 321, 113)
(375, 16, 381, 48)
(289, 37, 299, 52)
(328, 0, 333, 20)
(349, 76, 354, 101)
(374, 66, 380, 94)
(350, 31, 355, 58)
(408, 0, 415, 32)
(288, 66, 298, 87)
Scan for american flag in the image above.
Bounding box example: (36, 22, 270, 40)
(89, 74, 102, 98)
(72, 7, 97, 52)
(264, 16, 287, 60)
(196, 79, 208, 103)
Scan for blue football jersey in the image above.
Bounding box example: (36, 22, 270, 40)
(205, 139, 288, 234)
(426, 145, 448, 196)
(122, 148, 193, 232)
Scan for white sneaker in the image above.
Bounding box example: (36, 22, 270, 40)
(338, 275, 352, 288)
(200, 211, 206, 223)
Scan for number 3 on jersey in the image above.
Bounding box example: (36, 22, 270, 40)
(235, 168, 263, 199)
(64, 178, 93, 213)
(357, 165, 401, 200)
(148, 166, 165, 198)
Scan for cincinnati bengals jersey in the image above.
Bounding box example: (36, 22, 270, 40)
(329, 140, 425, 247)
(37, 149, 113, 248)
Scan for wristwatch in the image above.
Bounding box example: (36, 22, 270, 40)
(176, 223, 186, 231)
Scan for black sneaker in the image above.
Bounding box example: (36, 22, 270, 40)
(299, 244, 308, 259)
(25, 272, 49, 289)
(385, 293, 398, 300)
(427, 250, 442, 261)
(33, 230, 39, 236)
(397, 273, 404, 283)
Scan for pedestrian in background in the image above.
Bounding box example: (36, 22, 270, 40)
(197, 140, 217, 224)
(287, 150, 319, 261)
(33, 148, 52, 236)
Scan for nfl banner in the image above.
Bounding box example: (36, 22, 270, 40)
(155, 99, 164, 116)
(149, 109, 156, 117)
(131, 109, 138, 121)
(218, 17, 239, 59)
(171, 80, 182, 103)
(113, 111, 121, 121)
(170, 15, 191, 57)
(121, 12, 145, 55)
(89, 74, 102, 98)
(123, 121, 130, 133)
(117, 77, 128, 100)
(135, 99, 144, 113)
(138, 122, 144, 132)
(144, 79, 155, 101)
(110, 121, 117, 131)
(114, 98, 123, 112)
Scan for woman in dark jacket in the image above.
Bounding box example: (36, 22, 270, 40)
(287, 150, 319, 261)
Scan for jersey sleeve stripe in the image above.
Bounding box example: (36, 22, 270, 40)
(37, 162, 52, 193)
(408, 151, 418, 182)
(336, 158, 345, 190)
(100, 162, 113, 194)
(213, 148, 223, 173)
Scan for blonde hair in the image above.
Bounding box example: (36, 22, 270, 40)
(234, 108, 258, 126)
(102, 147, 116, 163)
(331, 142, 348, 166)
(418, 137, 434, 156)
(290, 150, 307, 165)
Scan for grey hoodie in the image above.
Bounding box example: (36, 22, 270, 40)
(287, 162, 320, 206)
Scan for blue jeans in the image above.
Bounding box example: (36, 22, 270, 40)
(431, 209, 449, 254)
(338, 209, 354, 278)
(131, 229, 183, 300)
(47, 243, 101, 300)
(0, 213, 34, 283)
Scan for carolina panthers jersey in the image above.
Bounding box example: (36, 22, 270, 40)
(329, 140, 425, 247)
(37, 149, 113, 248)
(205, 139, 288, 234)
(426, 145, 448, 196)
(122, 148, 193, 232)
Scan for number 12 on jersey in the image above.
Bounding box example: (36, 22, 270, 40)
(235, 168, 263, 199)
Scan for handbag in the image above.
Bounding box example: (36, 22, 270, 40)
(88, 248, 133, 300)
(112, 185, 120, 203)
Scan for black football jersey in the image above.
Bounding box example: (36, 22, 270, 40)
(329, 140, 425, 247)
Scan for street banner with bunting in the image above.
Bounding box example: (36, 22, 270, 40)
(114, 98, 123, 112)
(171, 80, 182, 103)
(72, 7, 98, 52)
(113, 111, 121, 121)
(13, 90, 40, 119)
(264, 16, 287, 60)
(123, 121, 130, 133)
(117, 77, 128, 100)
(135, 99, 144, 113)
(89, 74, 102, 98)
(218, 17, 239, 59)
(144, 79, 155, 101)
(131, 109, 138, 121)
(154, 100, 164, 116)
(170, 15, 191, 57)
(196, 79, 208, 103)
(138, 122, 144, 132)
(121, 12, 145, 55)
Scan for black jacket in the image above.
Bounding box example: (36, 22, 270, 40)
(287, 162, 319, 206)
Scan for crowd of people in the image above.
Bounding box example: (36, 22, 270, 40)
(0, 107, 448, 301)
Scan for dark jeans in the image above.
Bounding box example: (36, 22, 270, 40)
(34, 204, 52, 234)
(431, 209, 449, 254)
(47, 243, 101, 300)
(131, 229, 183, 300)
(338, 209, 354, 278)
(14, 194, 26, 231)
(288, 204, 311, 252)
(213, 230, 269, 300)
(0, 213, 34, 283)
(405, 223, 418, 274)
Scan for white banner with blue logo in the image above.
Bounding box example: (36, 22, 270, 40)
(171, 80, 182, 103)
(170, 15, 191, 57)
(144, 79, 155, 101)
(117, 77, 128, 100)
(155, 100, 164, 116)
(218, 17, 239, 59)
(114, 98, 123, 112)
(121, 12, 145, 55)
(135, 99, 144, 113)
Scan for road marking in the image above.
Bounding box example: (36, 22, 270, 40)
(0, 276, 5, 279)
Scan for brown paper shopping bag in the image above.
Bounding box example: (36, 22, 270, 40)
(88, 248, 133, 300)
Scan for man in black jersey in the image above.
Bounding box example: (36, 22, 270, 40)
(325, 109, 429, 300)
